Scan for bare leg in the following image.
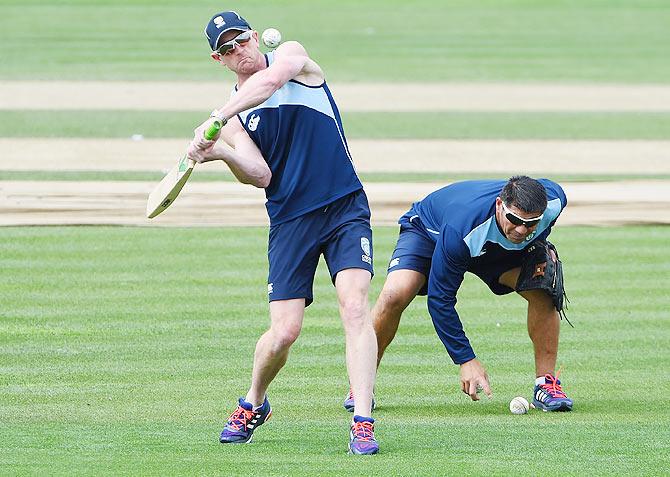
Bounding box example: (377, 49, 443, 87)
(373, 270, 426, 366)
(245, 298, 305, 406)
(499, 268, 560, 377)
(336, 269, 376, 417)
(523, 289, 560, 376)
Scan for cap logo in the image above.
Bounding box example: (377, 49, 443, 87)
(213, 16, 226, 28)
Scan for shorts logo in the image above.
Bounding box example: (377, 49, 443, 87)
(360, 237, 372, 264)
(267, 283, 273, 294)
(248, 114, 260, 131)
(389, 258, 400, 268)
(360, 237, 371, 256)
(213, 16, 226, 28)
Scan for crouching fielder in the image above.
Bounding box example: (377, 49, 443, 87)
(345, 176, 573, 413)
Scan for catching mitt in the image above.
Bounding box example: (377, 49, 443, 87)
(516, 240, 571, 325)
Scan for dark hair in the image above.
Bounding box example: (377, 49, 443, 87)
(500, 176, 547, 214)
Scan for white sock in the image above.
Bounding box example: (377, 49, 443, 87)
(535, 376, 546, 386)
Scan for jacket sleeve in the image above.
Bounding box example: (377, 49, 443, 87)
(426, 225, 475, 364)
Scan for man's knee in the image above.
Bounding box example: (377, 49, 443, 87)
(498, 267, 521, 290)
(377, 288, 413, 316)
(340, 295, 369, 328)
(498, 268, 555, 311)
(520, 288, 556, 311)
(268, 322, 301, 352)
(376, 270, 425, 313)
(268, 299, 304, 352)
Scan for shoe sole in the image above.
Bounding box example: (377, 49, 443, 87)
(348, 444, 379, 455)
(532, 399, 573, 412)
(220, 435, 253, 444)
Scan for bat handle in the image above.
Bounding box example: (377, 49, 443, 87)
(204, 120, 224, 140)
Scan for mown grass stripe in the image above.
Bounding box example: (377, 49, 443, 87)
(2, 111, 670, 140)
(3, 1, 670, 82)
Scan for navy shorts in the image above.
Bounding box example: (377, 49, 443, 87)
(388, 211, 522, 296)
(387, 214, 435, 295)
(267, 189, 373, 306)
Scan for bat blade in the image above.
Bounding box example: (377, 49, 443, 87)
(145, 119, 223, 219)
(146, 156, 195, 218)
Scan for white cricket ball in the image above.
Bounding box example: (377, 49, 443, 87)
(262, 28, 282, 49)
(509, 396, 530, 415)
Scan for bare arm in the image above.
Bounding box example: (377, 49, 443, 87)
(188, 119, 271, 188)
(216, 41, 323, 120)
(191, 41, 323, 151)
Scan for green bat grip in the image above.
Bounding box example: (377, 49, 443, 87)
(204, 119, 224, 140)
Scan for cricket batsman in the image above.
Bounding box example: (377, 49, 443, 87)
(188, 10, 379, 454)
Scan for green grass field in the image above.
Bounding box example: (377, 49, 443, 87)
(3, 111, 670, 140)
(2, 0, 670, 82)
(1, 226, 669, 475)
(2, 0, 670, 474)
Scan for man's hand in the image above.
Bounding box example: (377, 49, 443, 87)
(459, 358, 492, 401)
(187, 117, 223, 163)
(186, 141, 215, 164)
(190, 117, 221, 150)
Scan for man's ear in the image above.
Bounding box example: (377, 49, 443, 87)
(211, 52, 221, 62)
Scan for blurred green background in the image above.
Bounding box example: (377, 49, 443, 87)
(2, 0, 669, 81)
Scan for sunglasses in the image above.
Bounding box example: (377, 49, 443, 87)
(215, 30, 253, 55)
(501, 201, 544, 228)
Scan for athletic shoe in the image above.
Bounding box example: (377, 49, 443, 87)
(533, 373, 573, 412)
(219, 396, 272, 443)
(343, 389, 376, 412)
(349, 415, 379, 455)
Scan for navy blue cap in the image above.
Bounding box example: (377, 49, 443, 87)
(204, 11, 252, 51)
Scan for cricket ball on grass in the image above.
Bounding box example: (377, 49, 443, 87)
(509, 396, 530, 415)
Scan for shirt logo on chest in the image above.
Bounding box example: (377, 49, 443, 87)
(248, 114, 261, 131)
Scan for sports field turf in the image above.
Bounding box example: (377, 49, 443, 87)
(1, 226, 669, 475)
(3, 111, 670, 140)
(2, 0, 670, 82)
(2, 0, 670, 474)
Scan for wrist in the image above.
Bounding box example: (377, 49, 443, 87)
(210, 109, 228, 125)
(459, 357, 477, 367)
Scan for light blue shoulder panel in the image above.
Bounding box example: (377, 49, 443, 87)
(463, 198, 563, 257)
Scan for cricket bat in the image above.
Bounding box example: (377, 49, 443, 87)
(146, 120, 223, 219)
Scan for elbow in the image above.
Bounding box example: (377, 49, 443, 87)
(256, 173, 271, 189)
(248, 169, 271, 188)
(253, 177, 270, 189)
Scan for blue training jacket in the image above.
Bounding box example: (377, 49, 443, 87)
(234, 52, 362, 226)
(411, 179, 567, 364)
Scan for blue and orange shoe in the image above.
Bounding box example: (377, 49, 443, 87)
(219, 397, 272, 444)
(343, 389, 376, 413)
(533, 373, 573, 412)
(349, 415, 379, 455)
